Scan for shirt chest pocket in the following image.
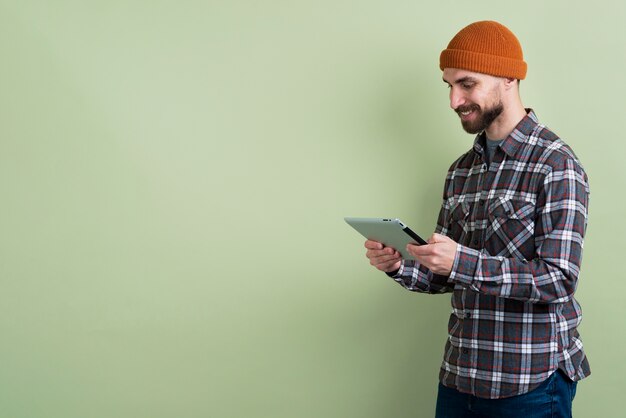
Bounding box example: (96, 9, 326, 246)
(487, 197, 536, 258)
(448, 201, 472, 241)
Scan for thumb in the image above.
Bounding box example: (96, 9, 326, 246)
(429, 233, 449, 244)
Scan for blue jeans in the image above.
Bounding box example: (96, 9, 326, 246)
(435, 370, 577, 418)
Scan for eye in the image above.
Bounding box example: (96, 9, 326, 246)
(461, 82, 475, 90)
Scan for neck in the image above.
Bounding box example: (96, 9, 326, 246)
(484, 99, 527, 140)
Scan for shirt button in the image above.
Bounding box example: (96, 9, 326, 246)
(466, 312, 472, 319)
(462, 348, 469, 354)
(473, 239, 479, 246)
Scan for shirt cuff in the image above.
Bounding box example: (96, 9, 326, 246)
(385, 260, 405, 278)
(449, 244, 481, 286)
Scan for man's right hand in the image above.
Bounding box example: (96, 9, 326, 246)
(364, 240, 402, 273)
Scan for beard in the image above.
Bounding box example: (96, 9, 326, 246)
(456, 101, 504, 134)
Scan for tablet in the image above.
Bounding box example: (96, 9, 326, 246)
(344, 217, 427, 260)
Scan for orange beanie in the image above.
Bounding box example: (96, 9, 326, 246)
(440, 21, 527, 80)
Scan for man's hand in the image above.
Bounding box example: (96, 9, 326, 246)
(406, 233, 458, 276)
(364, 240, 402, 273)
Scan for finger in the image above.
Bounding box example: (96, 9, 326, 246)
(384, 246, 396, 254)
(366, 248, 394, 259)
(427, 235, 436, 245)
(406, 243, 433, 257)
(371, 246, 396, 255)
(380, 252, 401, 262)
(430, 233, 448, 243)
(370, 252, 401, 265)
(364, 240, 383, 250)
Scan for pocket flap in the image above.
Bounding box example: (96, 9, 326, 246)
(489, 197, 534, 220)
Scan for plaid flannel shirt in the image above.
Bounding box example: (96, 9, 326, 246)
(392, 110, 590, 399)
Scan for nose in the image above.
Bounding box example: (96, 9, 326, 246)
(449, 87, 465, 110)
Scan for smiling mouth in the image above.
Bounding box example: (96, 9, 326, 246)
(458, 109, 475, 120)
(456, 105, 479, 120)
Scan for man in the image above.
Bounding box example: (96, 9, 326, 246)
(364, 21, 589, 417)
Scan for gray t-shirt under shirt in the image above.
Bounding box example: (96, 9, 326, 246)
(484, 138, 504, 166)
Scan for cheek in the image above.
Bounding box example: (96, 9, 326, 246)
(470, 93, 490, 109)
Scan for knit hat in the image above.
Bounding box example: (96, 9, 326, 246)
(439, 21, 527, 80)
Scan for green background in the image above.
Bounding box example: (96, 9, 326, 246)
(1, 1, 624, 417)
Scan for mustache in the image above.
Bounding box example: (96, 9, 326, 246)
(455, 104, 480, 115)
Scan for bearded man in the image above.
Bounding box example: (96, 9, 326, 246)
(364, 21, 590, 418)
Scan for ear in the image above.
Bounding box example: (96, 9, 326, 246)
(502, 77, 517, 90)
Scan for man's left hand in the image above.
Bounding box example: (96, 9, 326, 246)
(406, 233, 458, 276)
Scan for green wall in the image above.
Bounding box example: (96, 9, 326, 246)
(1, 1, 624, 416)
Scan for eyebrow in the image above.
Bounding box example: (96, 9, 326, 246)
(442, 76, 479, 86)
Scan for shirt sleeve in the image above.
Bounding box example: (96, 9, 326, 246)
(448, 156, 589, 304)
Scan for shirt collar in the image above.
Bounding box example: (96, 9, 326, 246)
(472, 109, 539, 158)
